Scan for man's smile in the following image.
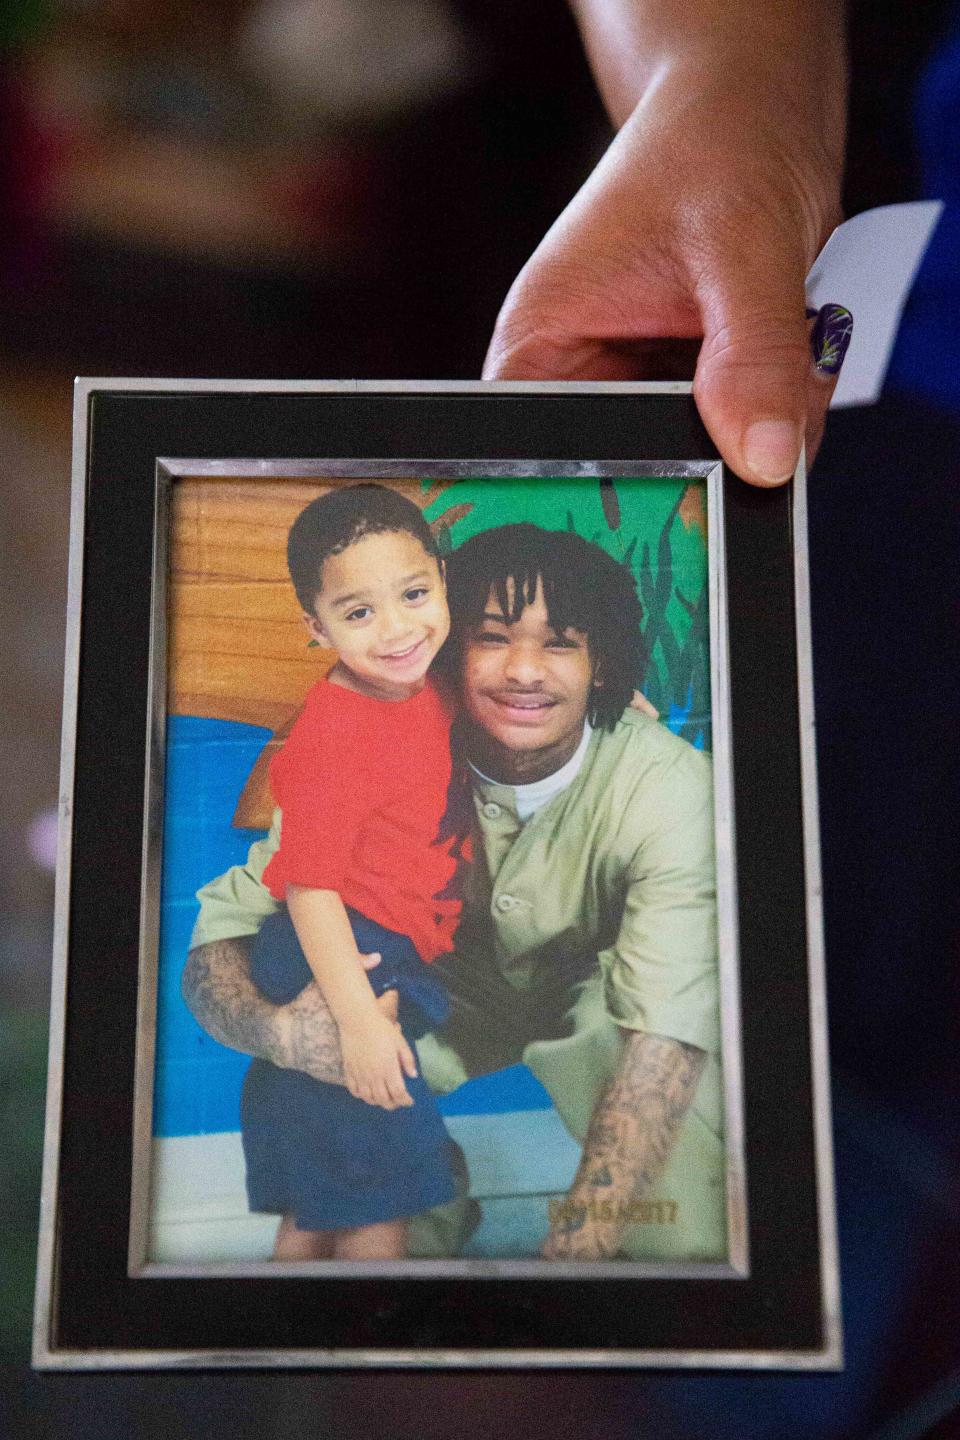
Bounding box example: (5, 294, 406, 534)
(484, 689, 560, 717)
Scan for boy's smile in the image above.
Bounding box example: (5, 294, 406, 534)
(306, 530, 449, 701)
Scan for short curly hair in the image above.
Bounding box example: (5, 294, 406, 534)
(287, 483, 439, 612)
(444, 523, 648, 731)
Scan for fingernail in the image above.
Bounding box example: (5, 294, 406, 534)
(809, 303, 853, 377)
(743, 419, 802, 485)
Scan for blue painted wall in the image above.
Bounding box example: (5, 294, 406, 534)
(154, 716, 272, 1137)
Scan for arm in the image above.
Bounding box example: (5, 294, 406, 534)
(184, 813, 348, 1083)
(485, 0, 849, 480)
(542, 1030, 705, 1259)
(184, 813, 344, 1081)
(183, 936, 343, 1082)
(543, 734, 718, 1259)
(181, 935, 415, 1105)
(286, 885, 418, 1108)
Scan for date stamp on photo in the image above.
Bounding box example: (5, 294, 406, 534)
(547, 1197, 679, 1228)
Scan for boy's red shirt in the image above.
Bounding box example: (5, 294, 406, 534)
(261, 675, 467, 962)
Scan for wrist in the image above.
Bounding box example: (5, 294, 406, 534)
(637, 44, 844, 153)
(608, 57, 844, 264)
(575, 0, 846, 156)
(336, 1000, 383, 1038)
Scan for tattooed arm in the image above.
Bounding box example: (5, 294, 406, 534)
(181, 938, 345, 1081)
(541, 1030, 705, 1260)
(182, 940, 415, 1106)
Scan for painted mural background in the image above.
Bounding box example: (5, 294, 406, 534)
(424, 473, 710, 749)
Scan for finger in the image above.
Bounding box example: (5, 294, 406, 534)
(359, 950, 381, 970)
(631, 689, 659, 720)
(360, 1080, 382, 1108)
(484, 312, 700, 381)
(383, 1076, 411, 1109)
(382, 1066, 412, 1109)
(484, 322, 640, 383)
(376, 988, 400, 1022)
(349, 1067, 377, 1106)
(398, 1034, 418, 1080)
(805, 303, 853, 466)
(383, 1055, 413, 1107)
(693, 243, 810, 487)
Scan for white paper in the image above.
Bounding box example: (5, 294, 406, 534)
(806, 200, 944, 408)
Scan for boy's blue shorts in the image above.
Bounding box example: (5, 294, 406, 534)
(241, 908, 455, 1231)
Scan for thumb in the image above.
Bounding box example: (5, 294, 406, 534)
(693, 250, 810, 487)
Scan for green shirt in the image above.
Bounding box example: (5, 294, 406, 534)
(464, 710, 718, 1052)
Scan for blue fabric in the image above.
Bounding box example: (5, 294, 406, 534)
(250, 907, 450, 1039)
(885, 7, 960, 412)
(242, 909, 455, 1228)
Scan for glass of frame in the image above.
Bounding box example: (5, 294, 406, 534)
(34, 380, 840, 1369)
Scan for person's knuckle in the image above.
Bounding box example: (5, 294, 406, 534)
(487, 264, 587, 376)
(700, 323, 809, 374)
(487, 323, 561, 381)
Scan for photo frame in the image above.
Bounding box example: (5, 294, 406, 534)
(34, 380, 840, 1369)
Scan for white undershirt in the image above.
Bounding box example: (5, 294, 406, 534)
(470, 722, 593, 821)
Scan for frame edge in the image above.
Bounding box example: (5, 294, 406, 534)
(32, 378, 92, 1367)
(793, 453, 844, 1369)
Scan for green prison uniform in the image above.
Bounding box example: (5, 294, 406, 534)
(190, 709, 727, 1261)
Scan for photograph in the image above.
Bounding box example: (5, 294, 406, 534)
(140, 462, 738, 1276)
(33, 380, 837, 1368)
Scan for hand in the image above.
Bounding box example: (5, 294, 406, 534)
(375, 988, 400, 1022)
(268, 947, 383, 1082)
(484, 43, 848, 481)
(339, 1008, 418, 1110)
(630, 689, 658, 720)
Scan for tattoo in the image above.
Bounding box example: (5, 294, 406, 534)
(181, 940, 347, 1084)
(182, 939, 272, 1058)
(556, 1210, 586, 1236)
(554, 1032, 705, 1257)
(287, 991, 346, 1084)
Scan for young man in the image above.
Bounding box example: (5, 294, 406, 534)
(184, 523, 724, 1261)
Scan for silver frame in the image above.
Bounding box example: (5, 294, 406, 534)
(34, 378, 841, 1370)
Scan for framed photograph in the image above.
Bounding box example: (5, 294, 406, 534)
(34, 380, 840, 1369)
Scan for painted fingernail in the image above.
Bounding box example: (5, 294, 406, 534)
(743, 419, 802, 485)
(810, 303, 853, 377)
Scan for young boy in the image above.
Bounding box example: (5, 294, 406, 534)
(241, 483, 464, 1262)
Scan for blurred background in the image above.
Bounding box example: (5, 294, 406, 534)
(2, 1, 958, 1436)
